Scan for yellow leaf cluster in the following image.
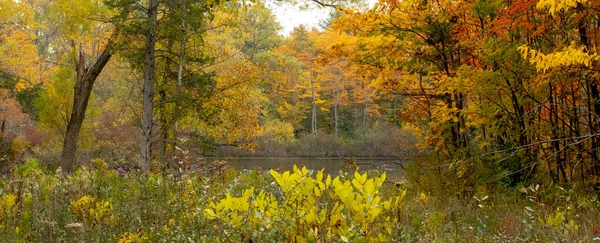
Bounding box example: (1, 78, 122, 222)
(259, 119, 296, 144)
(518, 45, 597, 73)
(69, 195, 116, 226)
(204, 165, 406, 241)
(536, 0, 587, 16)
(117, 232, 150, 243)
(0, 194, 17, 228)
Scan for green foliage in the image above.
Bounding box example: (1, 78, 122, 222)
(35, 67, 99, 151)
(15, 84, 42, 119)
(0, 71, 17, 90)
(14, 157, 41, 178)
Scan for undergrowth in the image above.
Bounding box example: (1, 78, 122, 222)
(0, 158, 599, 242)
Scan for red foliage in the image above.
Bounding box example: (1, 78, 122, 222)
(489, 0, 544, 37)
(0, 89, 31, 140)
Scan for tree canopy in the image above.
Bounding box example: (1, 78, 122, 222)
(0, 0, 599, 190)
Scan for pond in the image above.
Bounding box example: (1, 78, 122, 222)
(206, 157, 407, 181)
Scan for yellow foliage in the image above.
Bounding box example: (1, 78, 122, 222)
(92, 158, 107, 171)
(541, 209, 579, 231)
(518, 45, 597, 73)
(69, 195, 116, 226)
(536, 0, 587, 16)
(0, 194, 17, 225)
(11, 135, 30, 156)
(0, 194, 16, 210)
(259, 119, 295, 144)
(117, 232, 150, 243)
(205, 166, 406, 241)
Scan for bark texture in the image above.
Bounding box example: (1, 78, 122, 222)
(139, 0, 159, 171)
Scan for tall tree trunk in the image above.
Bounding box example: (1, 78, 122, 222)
(548, 84, 559, 183)
(157, 88, 168, 165)
(172, 9, 186, 149)
(139, 0, 159, 171)
(577, 2, 599, 177)
(362, 91, 370, 142)
(505, 76, 532, 179)
(334, 84, 339, 137)
(444, 92, 457, 157)
(60, 39, 114, 173)
(311, 78, 317, 134)
(570, 82, 584, 182)
(157, 35, 175, 166)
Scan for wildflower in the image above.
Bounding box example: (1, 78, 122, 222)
(543, 225, 551, 229)
(117, 167, 126, 175)
(189, 164, 199, 171)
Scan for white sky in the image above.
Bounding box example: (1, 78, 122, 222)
(266, 0, 377, 36)
(265, 1, 334, 36)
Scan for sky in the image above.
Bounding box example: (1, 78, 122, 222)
(266, 0, 377, 36)
(265, 1, 333, 36)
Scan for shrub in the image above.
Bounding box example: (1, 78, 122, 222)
(293, 132, 343, 157)
(256, 119, 296, 157)
(204, 166, 407, 242)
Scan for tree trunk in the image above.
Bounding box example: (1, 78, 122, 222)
(157, 88, 168, 165)
(157, 37, 175, 166)
(172, 11, 186, 149)
(311, 78, 317, 134)
(60, 40, 114, 173)
(576, 3, 600, 178)
(139, 0, 159, 171)
(548, 84, 558, 183)
(334, 85, 339, 137)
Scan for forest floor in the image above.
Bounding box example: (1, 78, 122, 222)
(0, 158, 599, 242)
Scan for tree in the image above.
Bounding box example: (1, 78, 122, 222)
(282, 25, 320, 133)
(112, 0, 215, 169)
(324, 0, 600, 189)
(139, 0, 159, 171)
(0, 0, 39, 90)
(43, 0, 126, 173)
(61, 34, 117, 172)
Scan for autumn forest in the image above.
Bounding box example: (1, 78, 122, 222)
(1, 0, 600, 241)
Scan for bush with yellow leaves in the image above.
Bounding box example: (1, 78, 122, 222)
(69, 195, 117, 227)
(117, 232, 150, 243)
(0, 193, 17, 229)
(204, 165, 406, 242)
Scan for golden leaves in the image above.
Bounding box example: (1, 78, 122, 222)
(52, 0, 114, 41)
(69, 195, 117, 226)
(0, 1, 40, 89)
(206, 166, 403, 241)
(518, 44, 597, 73)
(536, 0, 587, 16)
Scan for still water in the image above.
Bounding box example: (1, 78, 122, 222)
(206, 157, 406, 181)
